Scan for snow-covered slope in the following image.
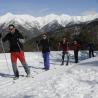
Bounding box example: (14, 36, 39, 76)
(0, 13, 98, 29)
(0, 51, 98, 98)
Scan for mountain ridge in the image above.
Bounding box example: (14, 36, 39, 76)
(0, 13, 98, 29)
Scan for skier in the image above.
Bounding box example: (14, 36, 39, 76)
(88, 42, 95, 58)
(0, 24, 30, 79)
(39, 33, 51, 71)
(59, 37, 69, 65)
(72, 40, 80, 63)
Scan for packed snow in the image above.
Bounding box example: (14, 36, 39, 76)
(0, 51, 98, 98)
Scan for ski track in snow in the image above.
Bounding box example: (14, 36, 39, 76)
(0, 51, 98, 98)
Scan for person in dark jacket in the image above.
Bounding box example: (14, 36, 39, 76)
(88, 42, 95, 58)
(59, 37, 69, 65)
(39, 33, 51, 70)
(0, 24, 30, 79)
(73, 40, 80, 63)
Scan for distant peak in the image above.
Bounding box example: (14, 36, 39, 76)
(5, 12, 14, 16)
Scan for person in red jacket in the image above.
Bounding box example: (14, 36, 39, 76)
(73, 40, 80, 63)
(59, 37, 69, 65)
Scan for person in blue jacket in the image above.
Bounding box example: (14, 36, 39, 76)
(39, 33, 51, 71)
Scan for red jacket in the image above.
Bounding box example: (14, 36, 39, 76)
(73, 43, 80, 51)
(60, 41, 69, 52)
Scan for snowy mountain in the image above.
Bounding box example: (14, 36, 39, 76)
(0, 12, 98, 51)
(0, 51, 98, 98)
(1, 13, 98, 52)
(0, 13, 98, 34)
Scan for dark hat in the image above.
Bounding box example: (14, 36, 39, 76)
(8, 24, 15, 28)
(42, 32, 47, 36)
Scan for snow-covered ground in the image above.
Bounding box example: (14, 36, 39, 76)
(0, 51, 98, 98)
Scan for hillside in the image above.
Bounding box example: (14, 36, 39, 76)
(24, 18, 98, 51)
(0, 13, 98, 51)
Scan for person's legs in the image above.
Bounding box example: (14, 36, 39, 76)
(45, 52, 50, 70)
(43, 53, 47, 69)
(11, 52, 19, 77)
(89, 50, 91, 58)
(61, 52, 65, 65)
(92, 50, 95, 57)
(18, 51, 30, 76)
(66, 52, 69, 65)
(74, 51, 78, 63)
(43, 52, 50, 70)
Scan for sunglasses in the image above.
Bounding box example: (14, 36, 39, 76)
(9, 26, 14, 30)
(9, 29, 13, 31)
(42, 35, 47, 37)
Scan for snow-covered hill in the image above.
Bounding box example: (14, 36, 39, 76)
(0, 13, 98, 40)
(0, 13, 98, 29)
(0, 51, 98, 98)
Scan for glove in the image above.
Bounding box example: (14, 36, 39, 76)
(19, 39, 25, 43)
(36, 40, 39, 44)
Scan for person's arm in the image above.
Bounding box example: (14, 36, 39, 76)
(0, 33, 9, 42)
(17, 32, 25, 44)
(93, 44, 95, 50)
(58, 42, 61, 51)
(67, 42, 70, 51)
(76, 44, 80, 51)
(38, 40, 42, 46)
(48, 39, 52, 47)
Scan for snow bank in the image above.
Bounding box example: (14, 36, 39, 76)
(0, 51, 98, 98)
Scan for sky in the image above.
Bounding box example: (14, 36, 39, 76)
(0, 0, 98, 16)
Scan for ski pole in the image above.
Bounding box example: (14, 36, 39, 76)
(67, 51, 71, 65)
(0, 38, 11, 74)
(17, 41, 21, 51)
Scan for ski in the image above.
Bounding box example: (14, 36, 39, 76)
(12, 75, 32, 83)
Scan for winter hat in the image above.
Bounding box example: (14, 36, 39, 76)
(42, 32, 47, 36)
(8, 24, 15, 28)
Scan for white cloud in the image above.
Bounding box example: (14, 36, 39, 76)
(81, 9, 98, 16)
